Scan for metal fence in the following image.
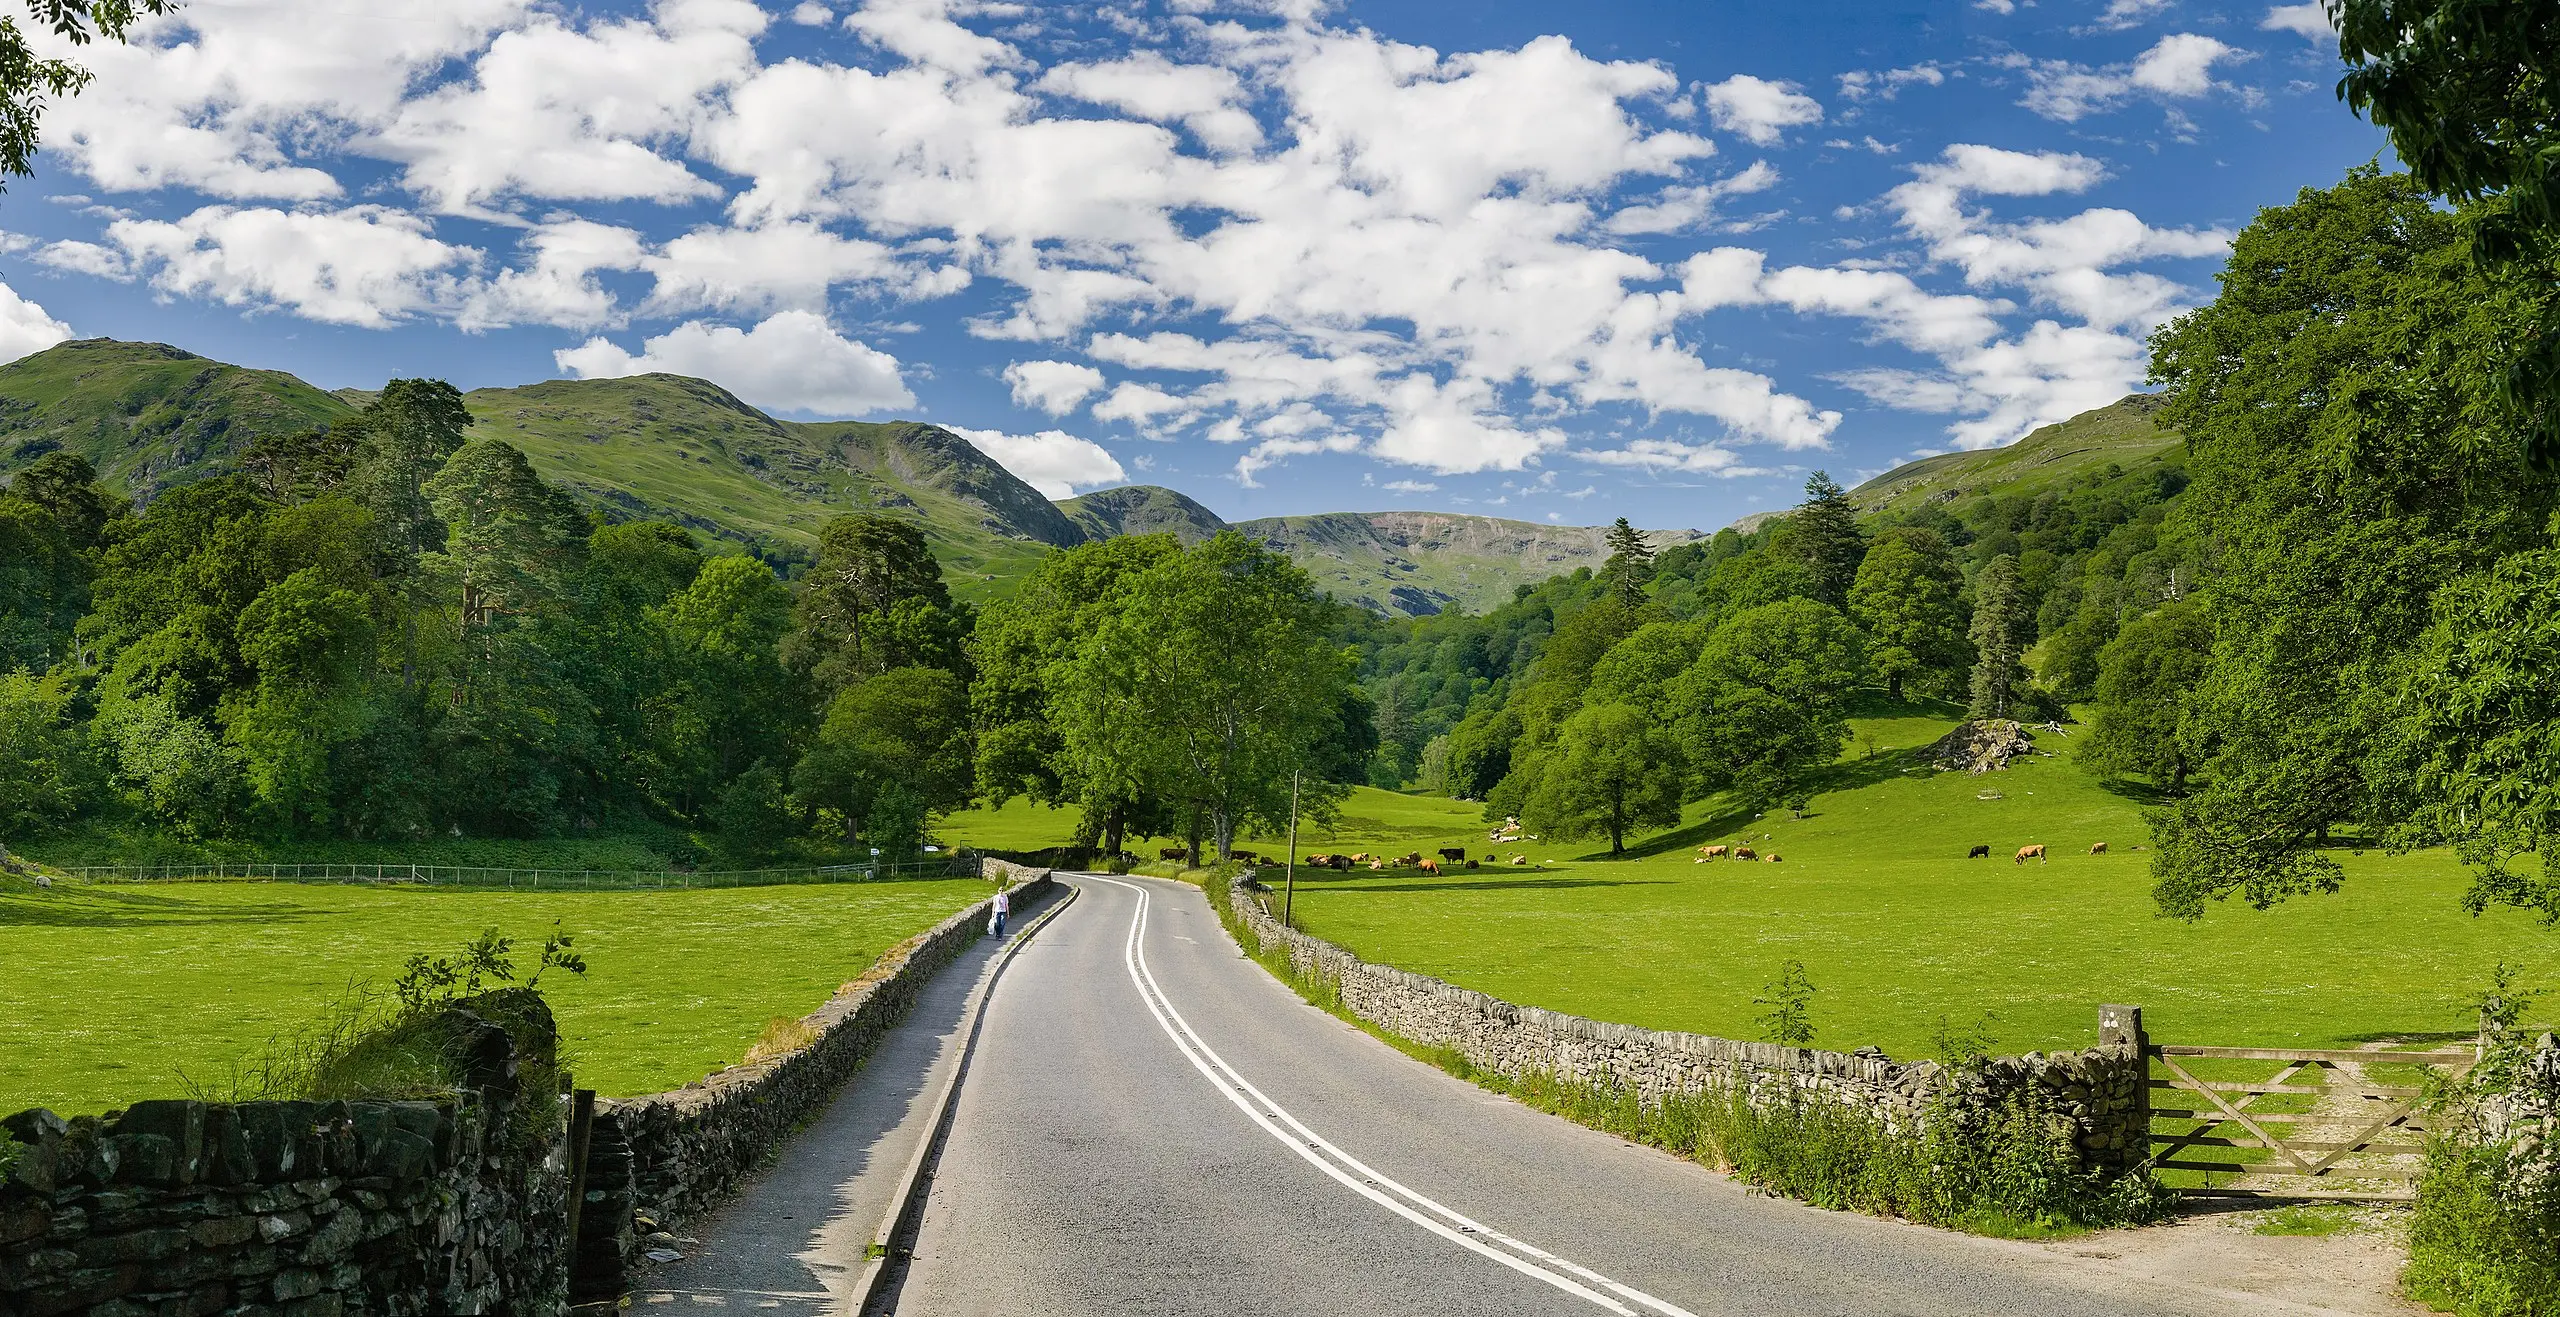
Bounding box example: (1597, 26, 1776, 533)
(60, 856, 978, 891)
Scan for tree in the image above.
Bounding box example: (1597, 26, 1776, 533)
(347, 379, 473, 568)
(1583, 619, 1702, 728)
(1070, 532, 1351, 859)
(223, 567, 378, 833)
(793, 514, 969, 695)
(0, 0, 173, 183)
(424, 437, 586, 641)
(241, 426, 361, 506)
(1681, 599, 1866, 808)
(2080, 601, 2208, 793)
(793, 665, 973, 843)
(2336, 0, 2560, 466)
(1599, 517, 1655, 604)
(1786, 471, 1867, 609)
(1966, 554, 2030, 719)
(2146, 168, 2555, 919)
(656, 555, 801, 814)
(1849, 528, 1968, 703)
(1520, 702, 1685, 856)
(0, 670, 96, 834)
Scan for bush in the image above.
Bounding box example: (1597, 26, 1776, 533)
(2407, 1140, 2560, 1315)
(0, 671, 99, 836)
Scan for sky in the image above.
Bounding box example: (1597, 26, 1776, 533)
(0, 0, 2388, 531)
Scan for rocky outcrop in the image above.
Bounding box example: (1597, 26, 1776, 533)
(1929, 719, 2040, 773)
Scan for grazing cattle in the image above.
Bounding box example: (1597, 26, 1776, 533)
(1161, 847, 1189, 862)
(1465, 859, 1480, 869)
(2089, 842, 2108, 855)
(1231, 850, 1259, 863)
(1765, 853, 1782, 863)
(1967, 844, 1991, 859)
(1396, 852, 1423, 867)
(1732, 846, 1757, 861)
(1418, 858, 1441, 875)
(2015, 844, 2047, 864)
(1304, 853, 1334, 869)
(1509, 854, 1529, 866)
(1348, 852, 1373, 864)
(1369, 859, 1387, 870)
(1698, 844, 1729, 859)
(1437, 847, 1468, 863)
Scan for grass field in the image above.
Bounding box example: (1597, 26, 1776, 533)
(0, 875, 989, 1116)
(943, 709, 2559, 1060)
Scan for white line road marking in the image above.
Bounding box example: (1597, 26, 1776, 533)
(1082, 875, 1701, 1317)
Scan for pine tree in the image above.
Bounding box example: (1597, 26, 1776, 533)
(1599, 517, 1654, 604)
(1967, 554, 2029, 719)
(1788, 472, 1866, 608)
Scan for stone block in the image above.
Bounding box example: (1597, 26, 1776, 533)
(286, 1292, 345, 1317)
(73, 1227, 189, 1267)
(202, 1107, 254, 1186)
(114, 1102, 206, 1186)
(297, 1207, 364, 1264)
(1, 1108, 67, 1145)
(189, 1215, 259, 1249)
(24, 1263, 141, 1316)
(109, 1134, 181, 1186)
(0, 1199, 50, 1247)
(144, 1242, 235, 1290)
(257, 1211, 311, 1243)
(271, 1266, 324, 1301)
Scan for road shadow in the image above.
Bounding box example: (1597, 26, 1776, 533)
(1312, 877, 1663, 895)
(0, 886, 313, 930)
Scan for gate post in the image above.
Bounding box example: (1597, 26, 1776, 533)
(2099, 1004, 2150, 1176)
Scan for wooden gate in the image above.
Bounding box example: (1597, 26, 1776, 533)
(2144, 1041, 2475, 1201)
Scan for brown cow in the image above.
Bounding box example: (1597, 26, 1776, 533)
(1418, 858, 1441, 875)
(1369, 859, 1387, 870)
(1698, 844, 1729, 859)
(1764, 853, 1782, 863)
(1161, 847, 1189, 862)
(1732, 846, 1757, 860)
(2089, 842, 2108, 855)
(2016, 844, 2047, 864)
(1231, 850, 1259, 863)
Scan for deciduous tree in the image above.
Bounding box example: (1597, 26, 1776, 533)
(1849, 527, 1967, 703)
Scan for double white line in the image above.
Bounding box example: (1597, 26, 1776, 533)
(1082, 875, 1700, 1317)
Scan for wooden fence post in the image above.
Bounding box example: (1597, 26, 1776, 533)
(565, 1088, 596, 1260)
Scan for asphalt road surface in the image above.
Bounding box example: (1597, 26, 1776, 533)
(881, 874, 2313, 1317)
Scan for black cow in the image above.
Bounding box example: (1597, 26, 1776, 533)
(1967, 844, 1991, 859)
(1437, 847, 1468, 863)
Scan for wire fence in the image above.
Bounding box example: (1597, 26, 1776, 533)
(59, 856, 982, 891)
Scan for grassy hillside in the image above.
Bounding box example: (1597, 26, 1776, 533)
(1234, 511, 1704, 617)
(1057, 483, 1230, 544)
(0, 339, 356, 498)
(1851, 395, 2178, 517)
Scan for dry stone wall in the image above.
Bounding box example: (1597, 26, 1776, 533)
(1227, 875, 2146, 1177)
(0, 1062, 568, 1317)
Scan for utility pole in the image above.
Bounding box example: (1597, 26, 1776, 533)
(1284, 768, 1300, 929)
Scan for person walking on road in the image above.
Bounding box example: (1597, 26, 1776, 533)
(990, 885, 1011, 936)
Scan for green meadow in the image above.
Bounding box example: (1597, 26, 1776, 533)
(944, 710, 2559, 1060)
(0, 876, 988, 1116)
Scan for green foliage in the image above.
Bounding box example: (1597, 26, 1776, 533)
(1598, 516, 1655, 605)
(394, 924, 588, 1012)
(1683, 598, 1865, 809)
(2080, 600, 2208, 793)
(2407, 1140, 2560, 1317)
(793, 664, 973, 842)
(0, 0, 174, 182)
(1756, 959, 1818, 1046)
(1519, 702, 1685, 856)
(0, 669, 96, 834)
(1784, 471, 1867, 609)
(1966, 554, 2030, 719)
(1849, 527, 1968, 703)
(793, 514, 971, 696)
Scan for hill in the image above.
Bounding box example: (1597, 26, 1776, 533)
(1232, 510, 1703, 616)
(1056, 484, 1231, 543)
(0, 339, 1704, 613)
(1850, 395, 2178, 517)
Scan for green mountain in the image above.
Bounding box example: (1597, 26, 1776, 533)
(0, 339, 1704, 614)
(1057, 484, 1231, 543)
(1849, 394, 2177, 517)
(1230, 510, 1704, 617)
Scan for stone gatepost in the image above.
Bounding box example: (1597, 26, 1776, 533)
(2092, 1004, 2152, 1176)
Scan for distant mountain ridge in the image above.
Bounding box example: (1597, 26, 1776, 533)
(1849, 395, 2178, 516)
(0, 338, 1699, 615)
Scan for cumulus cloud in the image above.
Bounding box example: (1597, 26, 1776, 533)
(2015, 33, 2247, 121)
(1380, 479, 1438, 494)
(2090, 0, 2173, 30)
(1004, 359, 1106, 415)
(1704, 74, 1822, 145)
(104, 205, 478, 327)
(1836, 63, 1944, 102)
(949, 425, 1126, 497)
(0, 281, 72, 363)
(2262, 3, 2338, 38)
(555, 311, 915, 415)
(1581, 437, 1765, 475)
(1602, 161, 1778, 235)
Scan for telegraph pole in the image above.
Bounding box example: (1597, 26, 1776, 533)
(1284, 769, 1300, 928)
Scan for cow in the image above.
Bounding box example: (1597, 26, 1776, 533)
(2015, 844, 2047, 864)
(1465, 859, 1480, 869)
(1348, 852, 1373, 864)
(1698, 844, 1729, 859)
(1161, 847, 1190, 862)
(1967, 844, 1991, 859)
(32, 874, 49, 889)
(1304, 853, 1333, 868)
(1437, 847, 1468, 863)
(1418, 858, 1441, 875)
(2089, 842, 2108, 855)
(1230, 850, 1259, 863)
(1369, 859, 1387, 870)
(1396, 852, 1423, 867)
(1509, 854, 1530, 866)
(1732, 846, 1757, 860)
(1765, 853, 1783, 863)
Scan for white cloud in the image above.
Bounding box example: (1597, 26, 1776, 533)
(791, 2, 832, 24)
(1836, 63, 1944, 102)
(1603, 161, 1778, 235)
(555, 311, 915, 415)
(1380, 479, 1438, 494)
(2091, 0, 2172, 30)
(1581, 437, 1765, 476)
(1703, 74, 1822, 146)
(458, 218, 645, 330)
(105, 205, 478, 327)
(641, 221, 945, 316)
(1236, 431, 1362, 487)
(2015, 34, 2247, 122)
(1038, 52, 1262, 153)
(1004, 359, 1106, 415)
(0, 282, 72, 363)
(2262, 3, 2337, 38)
(949, 426, 1126, 497)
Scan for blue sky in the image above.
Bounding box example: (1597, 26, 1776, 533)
(0, 0, 2386, 531)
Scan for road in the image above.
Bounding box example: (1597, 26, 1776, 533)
(879, 873, 2314, 1316)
